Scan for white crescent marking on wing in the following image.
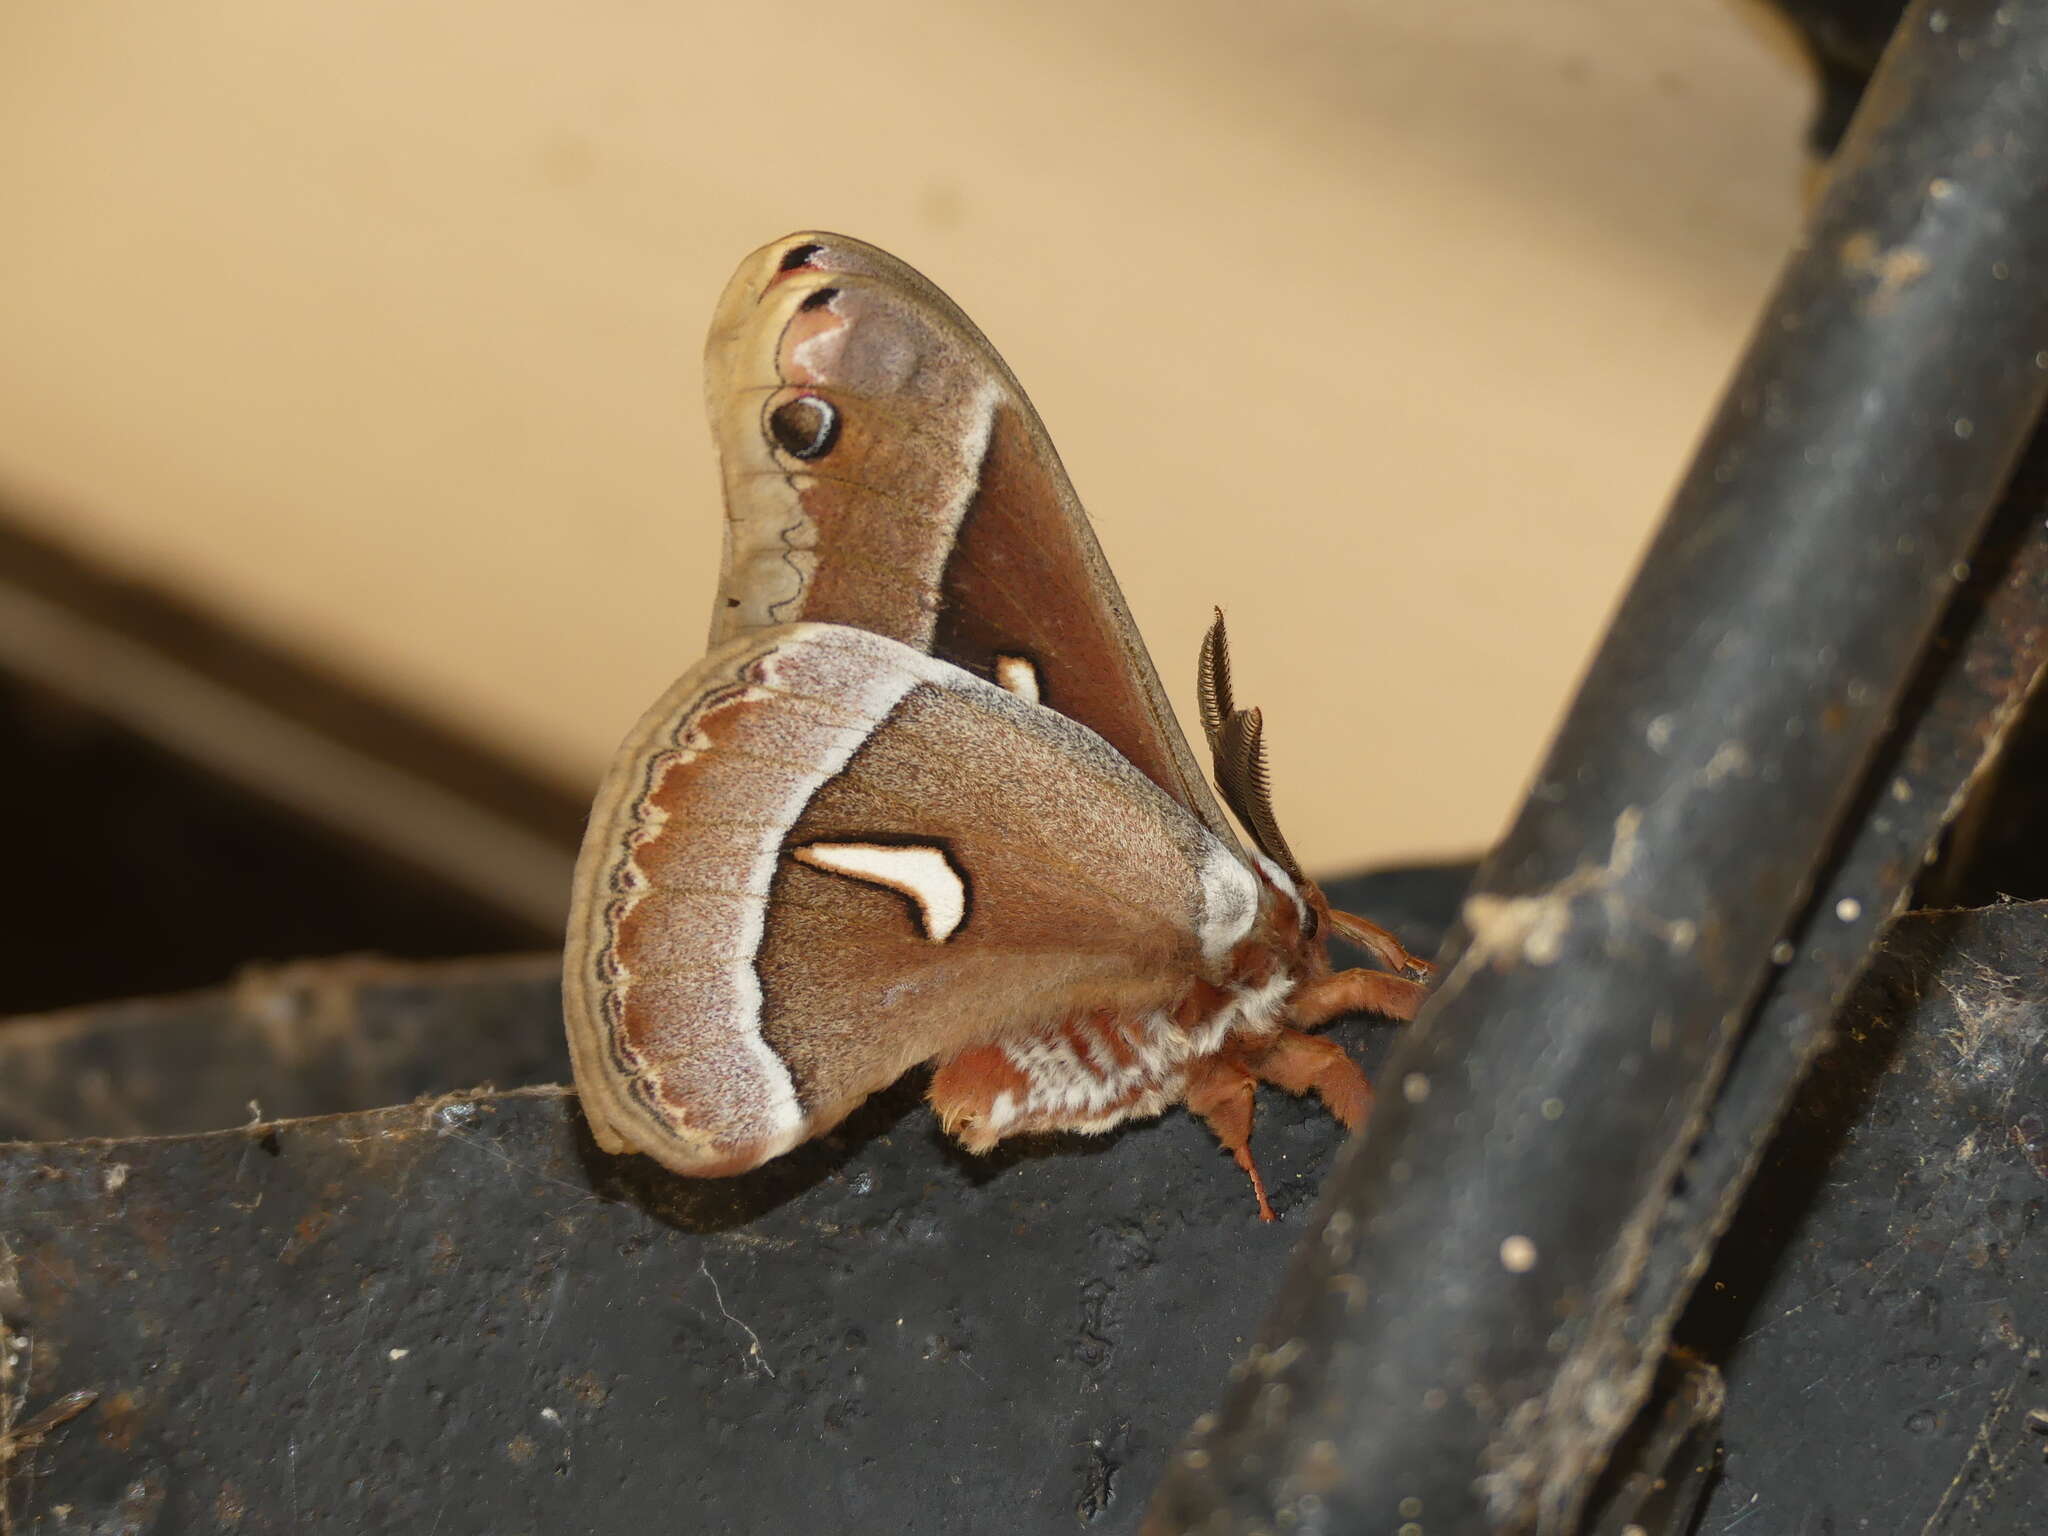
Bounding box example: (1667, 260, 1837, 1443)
(793, 841, 969, 943)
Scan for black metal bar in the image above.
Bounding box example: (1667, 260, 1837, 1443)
(1607, 413, 2048, 1414)
(1146, 3, 2048, 1531)
(1566, 371, 2048, 1536)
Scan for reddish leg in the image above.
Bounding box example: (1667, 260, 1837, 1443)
(1290, 967, 1428, 1029)
(1244, 1027, 1373, 1129)
(1184, 1056, 1275, 1221)
(1324, 906, 1434, 981)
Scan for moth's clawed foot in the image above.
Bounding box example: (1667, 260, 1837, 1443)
(1392, 949, 1436, 984)
(1184, 1056, 1276, 1221)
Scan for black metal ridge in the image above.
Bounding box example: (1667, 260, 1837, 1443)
(1145, 3, 2048, 1531)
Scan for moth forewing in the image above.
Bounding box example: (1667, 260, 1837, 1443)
(701, 230, 1234, 844)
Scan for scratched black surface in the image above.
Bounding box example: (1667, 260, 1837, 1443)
(0, 955, 564, 1145)
(1682, 904, 2048, 1534)
(0, 868, 1454, 1534)
(5, 881, 2044, 1532)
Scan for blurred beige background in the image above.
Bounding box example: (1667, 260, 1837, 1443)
(0, 1, 1811, 877)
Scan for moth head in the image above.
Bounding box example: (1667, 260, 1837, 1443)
(1197, 611, 1313, 929)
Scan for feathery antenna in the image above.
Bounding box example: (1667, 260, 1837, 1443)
(1195, 612, 1305, 885)
(1196, 608, 1233, 753)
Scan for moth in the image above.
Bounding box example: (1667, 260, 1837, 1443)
(563, 232, 1430, 1219)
